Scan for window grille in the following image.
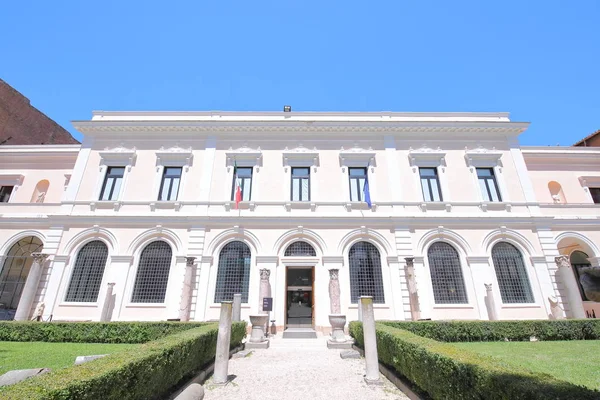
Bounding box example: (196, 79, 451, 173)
(348, 167, 367, 202)
(231, 167, 253, 202)
(419, 167, 443, 202)
(214, 241, 251, 303)
(349, 242, 385, 303)
(491, 242, 534, 303)
(284, 241, 316, 257)
(158, 167, 182, 201)
(428, 242, 468, 304)
(0, 186, 14, 203)
(477, 168, 502, 202)
(131, 241, 172, 303)
(100, 166, 125, 201)
(291, 167, 310, 201)
(570, 250, 591, 301)
(590, 188, 600, 204)
(65, 241, 108, 302)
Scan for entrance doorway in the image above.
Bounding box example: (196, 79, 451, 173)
(285, 267, 314, 329)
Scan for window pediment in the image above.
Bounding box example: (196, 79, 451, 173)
(99, 145, 137, 169)
(579, 176, 600, 188)
(408, 146, 446, 167)
(155, 145, 193, 169)
(226, 145, 262, 169)
(339, 145, 376, 170)
(464, 146, 503, 168)
(0, 174, 25, 187)
(282, 145, 319, 170)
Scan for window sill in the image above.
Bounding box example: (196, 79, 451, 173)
(149, 201, 181, 211)
(59, 302, 99, 308)
(432, 304, 474, 309)
(344, 202, 376, 212)
(210, 304, 250, 308)
(125, 303, 167, 308)
(479, 202, 511, 212)
(419, 202, 452, 212)
(348, 304, 389, 309)
(284, 202, 316, 211)
(90, 201, 121, 211)
(224, 202, 255, 211)
(500, 303, 540, 309)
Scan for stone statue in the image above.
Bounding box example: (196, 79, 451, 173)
(31, 302, 45, 321)
(578, 267, 600, 302)
(548, 296, 564, 319)
(328, 269, 341, 314)
(554, 255, 571, 269)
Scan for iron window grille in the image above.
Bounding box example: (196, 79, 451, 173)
(570, 250, 591, 301)
(231, 167, 253, 202)
(349, 242, 385, 303)
(491, 242, 534, 303)
(477, 168, 502, 202)
(419, 167, 443, 202)
(590, 188, 600, 204)
(158, 167, 182, 201)
(291, 167, 310, 202)
(428, 242, 468, 304)
(100, 166, 125, 201)
(0, 186, 14, 203)
(65, 241, 108, 302)
(0, 236, 43, 315)
(131, 241, 172, 303)
(348, 167, 367, 202)
(214, 241, 251, 303)
(284, 241, 316, 257)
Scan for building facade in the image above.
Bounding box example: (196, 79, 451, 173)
(1, 111, 599, 330)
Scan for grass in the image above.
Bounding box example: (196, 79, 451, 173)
(0, 341, 138, 375)
(453, 340, 600, 390)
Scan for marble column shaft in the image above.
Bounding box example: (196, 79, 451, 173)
(360, 296, 380, 383)
(100, 282, 116, 322)
(179, 257, 196, 321)
(232, 293, 242, 322)
(213, 302, 233, 384)
(555, 256, 586, 319)
(484, 283, 498, 321)
(14, 253, 49, 321)
(404, 257, 421, 321)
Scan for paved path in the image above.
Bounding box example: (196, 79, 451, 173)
(204, 335, 409, 400)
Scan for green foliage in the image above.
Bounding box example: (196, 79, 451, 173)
(350, 321, 600, 400)
(0, 321, 247, 400)
(0, 321, 208, 343)
(381, 319, 600, 342)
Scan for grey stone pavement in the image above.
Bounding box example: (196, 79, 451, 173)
(203, 335, 409, 400)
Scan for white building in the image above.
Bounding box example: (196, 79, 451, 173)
(1, 111, 599, 331)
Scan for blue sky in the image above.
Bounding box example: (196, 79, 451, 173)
(1, 1, 598, 145)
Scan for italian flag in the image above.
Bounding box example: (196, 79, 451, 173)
(234, 161, 242, 209)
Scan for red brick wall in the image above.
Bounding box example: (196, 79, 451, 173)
(0, 79, 79, 145)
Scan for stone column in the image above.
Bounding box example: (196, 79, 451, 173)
(232, 293, 242, 322)
(555, 256, 586, 319)
(213, 302, 233, 385)
(14, 253, 49, 321)
(360, 296, 380, 384)
(328, 269, 341, 314)
(258, 268, 271, 314)
(179, 257, 196, 321)
(404, 257, 421, 321)
(484, 283, 498, 321)
(100, 282, 116, 322)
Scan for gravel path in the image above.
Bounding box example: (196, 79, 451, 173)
(203, 335, 409, 400)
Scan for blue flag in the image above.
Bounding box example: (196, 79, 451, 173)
(363, 179, 372, 208)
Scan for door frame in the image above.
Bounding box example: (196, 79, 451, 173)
(284, 266, 315, 329)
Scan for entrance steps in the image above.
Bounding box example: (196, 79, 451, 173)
(281, 327, 318, 339)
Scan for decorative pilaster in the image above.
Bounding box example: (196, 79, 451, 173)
(179, 257, 197, 321)
(404, 257, 421, 321)
(555, 256, 586, 319)
(14, 253, 49, 321)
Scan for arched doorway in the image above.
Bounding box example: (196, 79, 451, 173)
(0, 236, 43, 320)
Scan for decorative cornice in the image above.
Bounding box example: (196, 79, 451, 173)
(408, 146, 446, 167)
(339, 144, 376, 170)
(225, 145, 262, 168)
(282, 145, 319, 171)
(464, 146, 503, 167)
(99, 145, 137, 168)
(156, 145, 193, 169)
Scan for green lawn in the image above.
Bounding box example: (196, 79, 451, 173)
(0, 341, 138, 375)
(453, 340, 600, 390)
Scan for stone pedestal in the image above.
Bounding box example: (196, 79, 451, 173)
(484, 283, 498, 321)
(14, 253, 49, 321)
(178, 257, 196, 322)
(213, 302, 233, 385)
(404, 257, 421, 321)
(360, 296, 381, 385)
(232, 293, 242, 322)
(327, 314, 352, 349)
(100, 282, 116, 322)
(556, 256, 586, 319)
(246, 314, 269, 349)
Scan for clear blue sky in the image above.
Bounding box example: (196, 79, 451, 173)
(2, 1, 598, 145)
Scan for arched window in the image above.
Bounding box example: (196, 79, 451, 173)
(349, 242, 385, 303)
(131, 241, 172, 303)
(492, 242, 534, 303)
(570, 250, 591, 301)
(0, 236, 43, 319)
(65, 241, 108, 302)
(214, 241, 251, 303)
(428, 242, 468, 304)
(548, 181, 566, 203)
(284, 241, 316, 257)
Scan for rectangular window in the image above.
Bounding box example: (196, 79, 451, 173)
(590, 188, 600, 204)
(232, 167, 253, 202)
(291, 167, 310, 201)
(348, 167, 367, 202)
(477, 168, 502, 202)
(419, 167, 443, 202)
(158, 167, 182, 201)
(99, 167, 125, 201)
(0, 186, 14, 203)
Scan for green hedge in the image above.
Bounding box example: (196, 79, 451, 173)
(0, 321, 247, 400)
(0, 321, 208, 343)
(381, 319, 600, 342)
(350, 321, 599, 400)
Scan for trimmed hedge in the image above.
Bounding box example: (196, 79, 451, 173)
(0, 321, 247, 400)
(0, 321, 208, 343)
(350, 321, 600, 400)
(381, 319, 600, 342)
